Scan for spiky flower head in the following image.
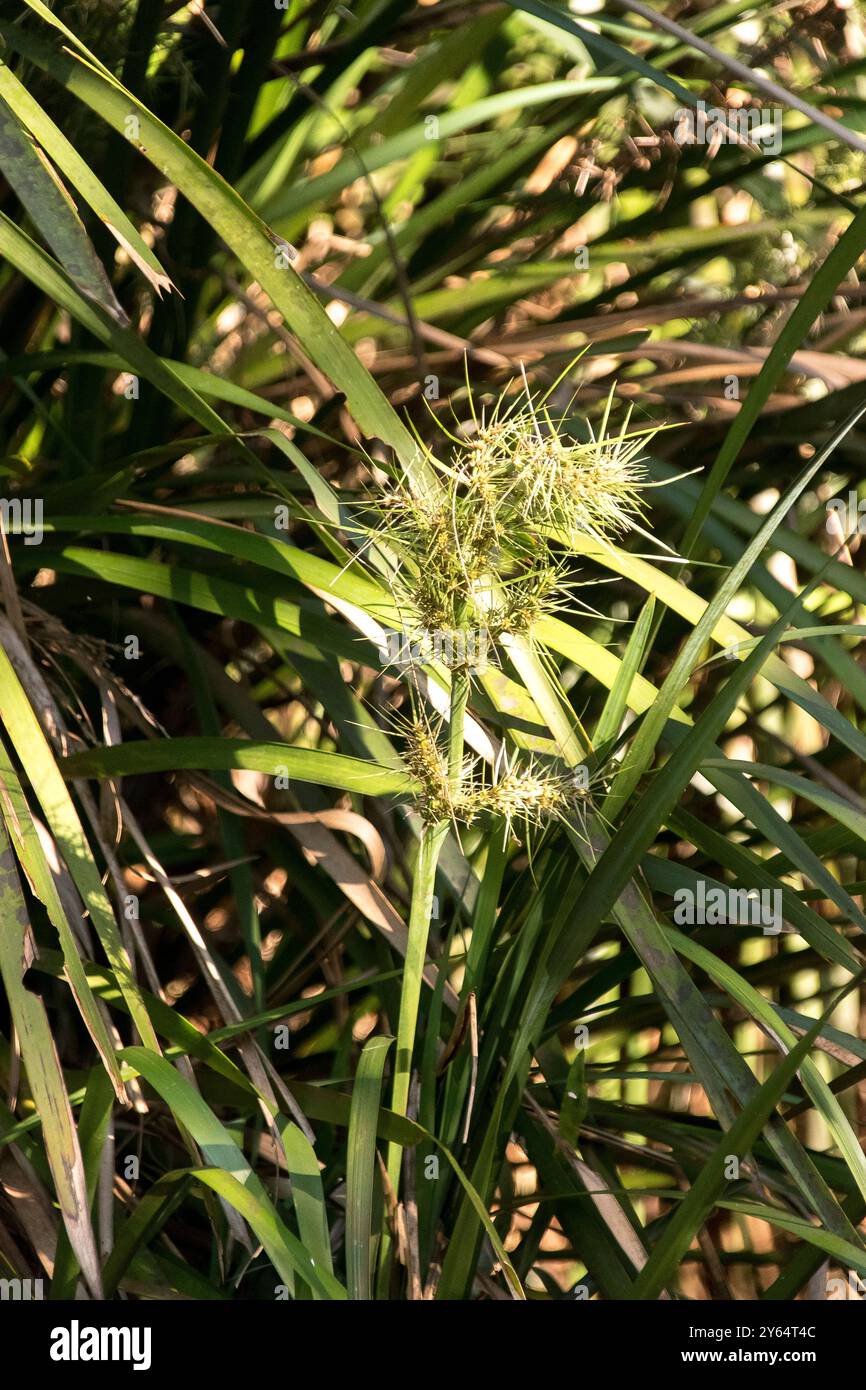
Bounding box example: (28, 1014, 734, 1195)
(402, 717, 584, 834)
(365, 369, 672, 692)
(454, 384, 659, 549)
(375, 458, 544, 649)
(401, 717, 453, 823)
(459, 754, 577, 832)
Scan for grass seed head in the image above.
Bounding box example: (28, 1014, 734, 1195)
(456, 395, 655, 548)
(403, 718, 453, 823)
(454, 749, 585, 836)
(371, 373, 664, 683)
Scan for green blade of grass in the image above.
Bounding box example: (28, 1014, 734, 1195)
(62, 736, 412, 798)
(668, 928, 866, 1207)
(0, 17, 425, 474)
(280, 1120, 334, 1291)
(119, 1047, 347, 1299)
(49, 1064, 116, 1300)
(0, 642, 160, 1052)
(0, 817, 102, 1297)
(0, 59, 172, 296)
(627, 972, 866, 1299)
(0, 88, 126, 322)
(346, 1034, 392, 1300)
(0, 740, 124, 1096)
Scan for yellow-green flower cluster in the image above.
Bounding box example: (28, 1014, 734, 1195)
(457, 400, 655, 547)
(403, 720, 582, 831)
(376, 384, 657, 666)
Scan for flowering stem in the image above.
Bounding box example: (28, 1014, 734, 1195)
(446, 668, 469, 798)
(385, 666, 468, 1197)
(389, 822, 448, 1132)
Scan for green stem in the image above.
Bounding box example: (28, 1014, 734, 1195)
(385, 668, 469, 1193)
(446, 669, 470, 800)
(388, 821, 448, 1140)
